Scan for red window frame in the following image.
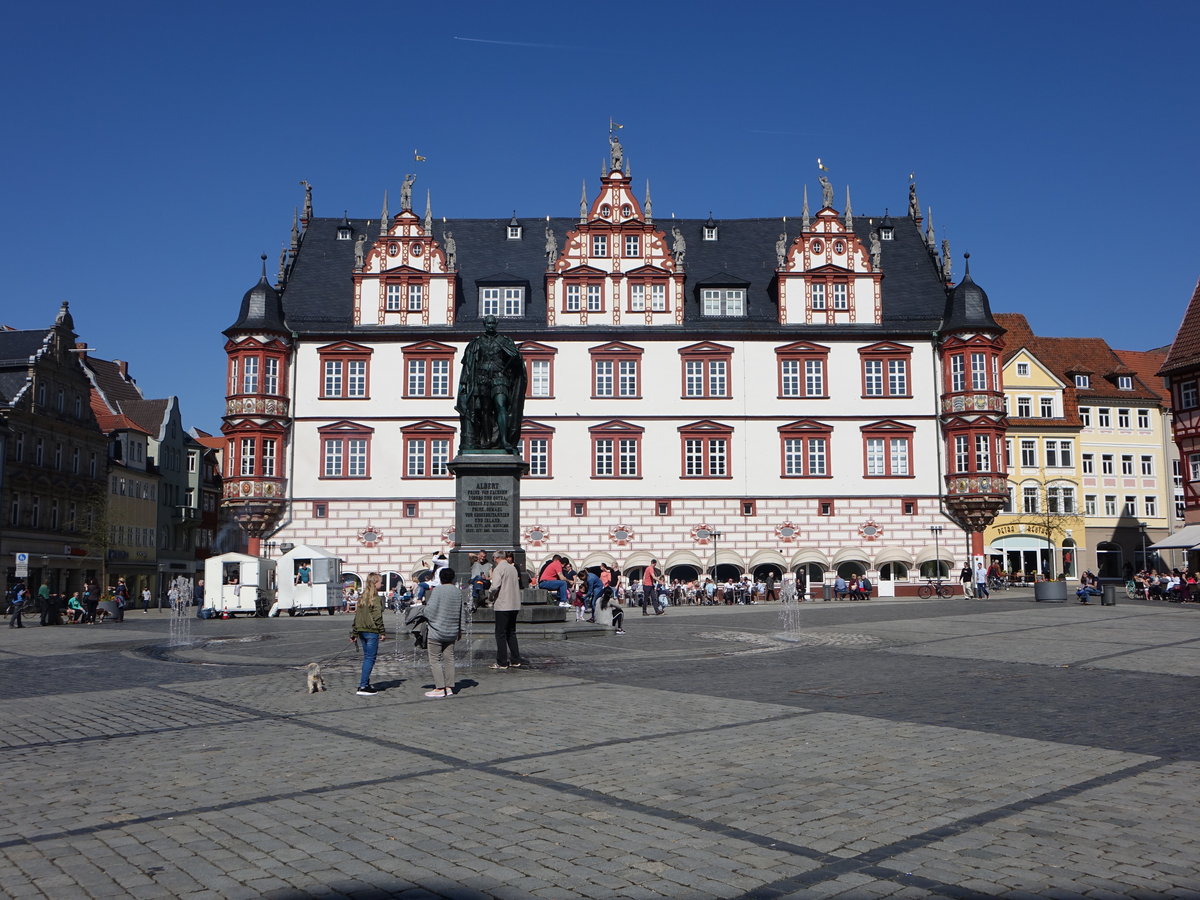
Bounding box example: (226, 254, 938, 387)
(519, 421, 555, 478)
(318, 421, 374, 480)
(818, 498, 835, 516)
(741, 499, 757, 517)
(401, 341, 455, 399)
(313, 502, 328, 518)
(383, 274, 429, 313)
(590, 342, 643, 399)
(778, 419, 833, 478)
(400, 421, 454, 479)
(227, 340, 289, 401)
(404, 501, 420, 518)
(678, 421, 734, 479)
(901, 497, 918, 515)
(654, 499, 673, 516)
(859, 342, 913, 398)
(679, 342, 733, 399)
(317, 342, 372, 400)
(519, 341, 557, 399)
(626, 267, 671, 314)
(861, 420, 915, 478)
(589, 421, 643, 478)
(570, 499, 588, 517)
(776, 341, 830, 399)
(807, 275, 850, 312)
(562, 268, 606, 314)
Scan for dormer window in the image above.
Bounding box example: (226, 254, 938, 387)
(507, 223, 522, 240)
(337, 225, 352, 240)
(481, 286, 524, 318)
(703, 225, 718, 241)
(1117, 375, 1132, 390)
(879, 226, 894, 241)
(1074, 374, 1090, 389)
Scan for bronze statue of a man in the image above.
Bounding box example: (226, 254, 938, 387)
(456, 315, 526, 453)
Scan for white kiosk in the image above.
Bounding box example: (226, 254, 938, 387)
(273, 545, 341, 616)
(203, 552, 276, 617)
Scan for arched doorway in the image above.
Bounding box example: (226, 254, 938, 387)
(752, 564, 783, 582)
(878, 561, 908, 582)
(919, 560, 950, 578)
(835, 560, 866, 580)
(667, 564, 700, 582)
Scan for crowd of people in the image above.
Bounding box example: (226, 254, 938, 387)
(1130, 568, 1200, 602)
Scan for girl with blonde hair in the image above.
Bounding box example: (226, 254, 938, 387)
(350, 573, 386, 695)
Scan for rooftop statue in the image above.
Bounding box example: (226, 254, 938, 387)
(819, 175, 834, 210)
(401, 173, 416, 211)
(455, 315, 527, 453)
(671, 225, 686, 267)
(544, 225, 558, 268)
(609, 133, 624, 171)
(870, 230, 881, 269)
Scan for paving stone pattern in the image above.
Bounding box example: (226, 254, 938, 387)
(0, 595, 1198, 898)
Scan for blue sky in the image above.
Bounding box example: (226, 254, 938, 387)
(2, 0, 1196, 434)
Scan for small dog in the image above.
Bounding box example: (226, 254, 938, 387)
(305, 662, 327, 693)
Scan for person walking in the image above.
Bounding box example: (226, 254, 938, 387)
(489, 550, 524, 670)
(194, 579, 206, 618)
(424, 568, 466, 698)
(349, 572, 386, 695)
(141, 586, 152, 613)
(82, 581, 98, 624)
(8, 581, 28, 628)
(641, 559, 659, 615)
(974, 562, 990, 599)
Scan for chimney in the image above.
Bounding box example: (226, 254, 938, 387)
(116, 360, 128, 379)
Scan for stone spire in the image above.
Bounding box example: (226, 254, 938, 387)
(277, 244, 287, 286)
(645, 180, 652, 223)
(289, 208, 299, 252)
(925, 207, 936, 251)
(844, 186, 853, 229)
(424, 190, 433, 235)
(379, 190, 389, 236)
(801, 185, 810, 230)
(580, 179, 588, 223)
(941, 239, 952, 282)
(624, 155, 630, 177)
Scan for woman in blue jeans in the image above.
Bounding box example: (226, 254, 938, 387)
(350, 573, 386, 695)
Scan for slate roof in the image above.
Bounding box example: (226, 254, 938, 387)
(274, 211, 957, 339)
(0, 328, 49, 409)
(1159, 278, 1200, 377)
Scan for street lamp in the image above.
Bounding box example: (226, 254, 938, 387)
(1139, 522, 1148, 572)
(929, 525, 944, 580)
(709, 529, 722, 581)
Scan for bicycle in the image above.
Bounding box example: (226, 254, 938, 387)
(988, 576, 1007, 592)
(917, 579, 954, 599)
(1125, 580, 1144, 600)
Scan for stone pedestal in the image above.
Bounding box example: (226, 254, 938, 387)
(446, 451, 566, 624)
(446, 451, 530, 578)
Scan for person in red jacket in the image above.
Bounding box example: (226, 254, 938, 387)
(538, 554, 570, 606)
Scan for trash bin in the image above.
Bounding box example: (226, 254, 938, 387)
(823, 583, 834, 601)
(1101, 584, 1116, 606)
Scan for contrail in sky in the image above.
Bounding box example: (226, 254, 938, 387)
(453, 35, 575, 50)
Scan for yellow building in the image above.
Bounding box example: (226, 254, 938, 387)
(993, 315, 1170, 579)
(985, 344, 1084, 579)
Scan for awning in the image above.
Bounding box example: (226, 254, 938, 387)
(1148, 524, 1200, 550)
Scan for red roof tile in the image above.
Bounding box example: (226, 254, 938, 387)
(1160, 279, 1200, 376)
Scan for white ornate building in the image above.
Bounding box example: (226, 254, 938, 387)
(221, 141, 1008, 592)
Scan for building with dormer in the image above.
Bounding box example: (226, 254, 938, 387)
(0, 304, 108, 596)
(996, 314, 1170, 578)
(221, 140, 1009, 592)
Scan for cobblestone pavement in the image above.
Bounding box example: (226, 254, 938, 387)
(2, 594, 1199, 898)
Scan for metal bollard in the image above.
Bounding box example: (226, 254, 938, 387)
(1101, 584, 1116, 606)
